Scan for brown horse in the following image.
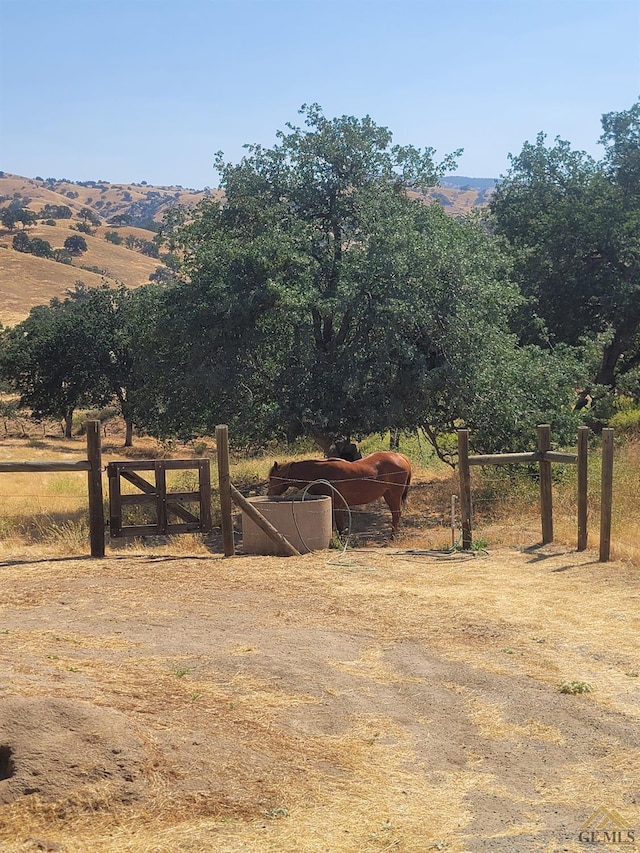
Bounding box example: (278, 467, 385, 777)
(267, 451, 412, 537)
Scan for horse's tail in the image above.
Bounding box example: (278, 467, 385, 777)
(402, 468, 411, 504)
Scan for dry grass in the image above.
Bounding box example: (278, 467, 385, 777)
(0, 545, 638, 852)
(0, 421, 638, 853)
(470, 439, 640, 565)
(0, 170, 208, 326)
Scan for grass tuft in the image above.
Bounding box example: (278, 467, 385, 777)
(559, 680, 593, 694)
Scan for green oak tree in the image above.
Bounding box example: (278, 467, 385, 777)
(0, 294, 113, 437)
(0, 283, 156, 444)
(490, 100, 640, 398)
(137, 105, 580, 455)
(63, 234, 88, 255)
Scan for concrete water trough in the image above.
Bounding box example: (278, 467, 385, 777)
(241, 494, 332, 555)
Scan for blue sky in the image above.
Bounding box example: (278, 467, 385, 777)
(0, 0, 638, 188)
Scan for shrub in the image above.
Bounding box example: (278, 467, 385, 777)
(609, 408, 640, 435)
(559, 680, 592, 695)
(79, 264, 107, 275)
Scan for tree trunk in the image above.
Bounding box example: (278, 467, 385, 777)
(304, 421, 334, 456)
(63, 409, 73, 439)
(596, 336, 628, 388)
(124, 418, 133, 447)
(595, 320, 639, 389)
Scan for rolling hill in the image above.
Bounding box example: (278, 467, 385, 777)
(0, 171, 494, 328)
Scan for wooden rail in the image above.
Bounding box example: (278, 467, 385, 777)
(0, 461, 91, 472)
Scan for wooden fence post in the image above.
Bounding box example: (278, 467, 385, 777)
(577, 426, 589, 551)
(198, 458, 212, 533)
(537, 424, 553, 544)
(457, 429, 472, 550)
(216, 424, 235, 557)
(86, 420, 105, 558)
(599, 428, 614, 562)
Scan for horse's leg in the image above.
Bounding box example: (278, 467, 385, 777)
(333, 506, 347, 534)
(383, 489, 402, 538)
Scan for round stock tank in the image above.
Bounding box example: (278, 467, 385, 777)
(241, 494, 332, 555)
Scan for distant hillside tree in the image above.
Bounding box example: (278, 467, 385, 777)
(79, 207, 101, 227)
(1, 208, 18, 231)
(29, 238, 53, 258)
(40, 204, 72, 219)
(52, 248, 73, 264)
(64, 235, 88, 255)
(107, 213, 131, 226)
(2, 206, 36, 231)
(16, 208, 37, 229)
(12, 231, 31, 252)
(137, 238, 159, 258)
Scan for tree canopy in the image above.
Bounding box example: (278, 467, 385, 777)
(0, 292, 113, 436)
(490, 99, 640, 395)
(140, 104, 579, 454)
(0, 284, 149, 442)
(5, 104, 615, 454)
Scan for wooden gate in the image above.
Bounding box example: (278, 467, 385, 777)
(107, 459, 212, 538)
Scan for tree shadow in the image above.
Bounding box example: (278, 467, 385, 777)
(11, 437, 86, 455)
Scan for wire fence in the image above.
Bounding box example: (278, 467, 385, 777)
(0, 443, 636, 562)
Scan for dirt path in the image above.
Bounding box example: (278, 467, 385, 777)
(0, 545, 639, 852)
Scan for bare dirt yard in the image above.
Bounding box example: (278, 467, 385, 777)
(1, 541, 639, 853)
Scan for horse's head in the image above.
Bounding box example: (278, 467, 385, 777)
(267, 461, 290, 495)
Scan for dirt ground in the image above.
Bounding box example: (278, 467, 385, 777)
(0, 536, 639, 853)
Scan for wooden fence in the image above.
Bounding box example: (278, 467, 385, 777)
(0, 420, 297, 560)
(457, 425, 615, 561)
(0, 421, 616, 562)
(0, 421, 215, 557)
(0, 419, 105, 557)
(107, 458, 212, 539)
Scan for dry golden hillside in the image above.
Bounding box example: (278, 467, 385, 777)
(0, 172, 219, 224)
(0, 171, 491, 328)
(0, 172, 203, 326)
(0, 221, 160, 327)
